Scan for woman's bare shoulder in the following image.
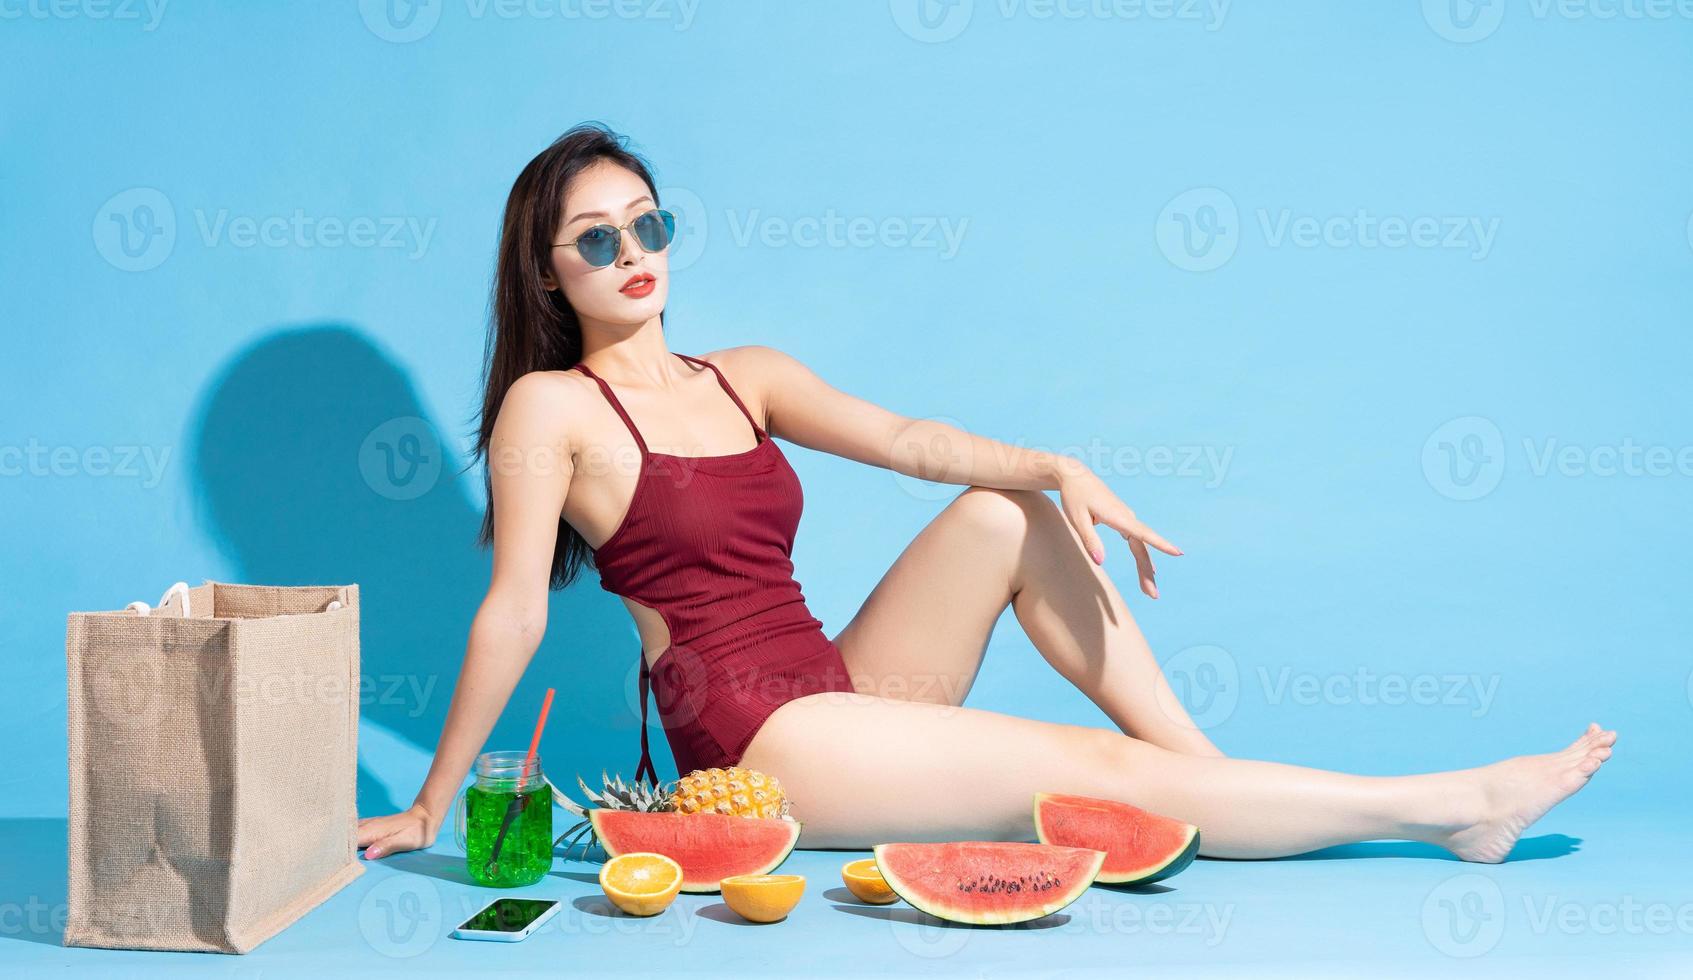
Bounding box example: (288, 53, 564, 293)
(493, 368, 598, 446)
(692, 343, 808, 378)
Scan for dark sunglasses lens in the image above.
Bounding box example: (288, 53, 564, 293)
(576, 225, 620, 267)
(633, 210, 674, 252)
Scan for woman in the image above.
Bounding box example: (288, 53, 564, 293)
(357, 123, 1614, 862)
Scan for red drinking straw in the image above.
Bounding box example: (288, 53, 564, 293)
(484, 687, 557, 876)
(520, 687, 555, 789)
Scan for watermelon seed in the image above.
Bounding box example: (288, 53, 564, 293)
(959, 871, 1070, 894)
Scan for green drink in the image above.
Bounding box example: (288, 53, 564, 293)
(455, 751, 554, 887)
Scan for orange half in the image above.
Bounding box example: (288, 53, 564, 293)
(600, 852, 683, 917)
(720, 873, 805, 922)
(841, 858, 899, 905)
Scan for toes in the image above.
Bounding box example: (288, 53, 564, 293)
(1569, 726, 1615, 754)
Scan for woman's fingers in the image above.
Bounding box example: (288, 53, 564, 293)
(364, 823, 423, 860)
(358, 811, 428, 859)
(1098, 509, 1182, 557)
(356, 815, 393, 848)
(1128, 537, 1158, 599)
(1065, 502, 1108, 565)
(1124, 518, 1182, 557)
(1063, 490, 1182, 571)
(362, 830, 400, 860)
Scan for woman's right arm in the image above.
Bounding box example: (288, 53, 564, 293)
(357, 372, 579, 859)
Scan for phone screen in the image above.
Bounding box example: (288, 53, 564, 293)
(458, 898, 558, 933)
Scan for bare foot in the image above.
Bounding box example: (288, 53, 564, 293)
(1440, 723, 1617, 863)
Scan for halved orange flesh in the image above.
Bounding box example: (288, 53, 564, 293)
(720, 873, 805, 922)
(600, 852, 683, 916)
(841, 858, 899, 905)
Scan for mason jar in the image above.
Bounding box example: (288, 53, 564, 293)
(453, 750, 554, 887)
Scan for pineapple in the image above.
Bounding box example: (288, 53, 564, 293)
(554, 766, 795, 860)
(670, 766, 793, 820)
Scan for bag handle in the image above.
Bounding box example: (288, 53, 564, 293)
(124, 583, 345, 617)
(126, 581, 191, 618)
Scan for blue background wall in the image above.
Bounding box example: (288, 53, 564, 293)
(4, 0, 1689, 855)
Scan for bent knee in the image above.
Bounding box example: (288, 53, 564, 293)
(949, 485, 1056, 538)
(1094, 727, 1177, 773)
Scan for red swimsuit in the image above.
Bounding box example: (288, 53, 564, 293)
(571, 353, 857, 786)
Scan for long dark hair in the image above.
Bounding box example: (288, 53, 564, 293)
(466, 122, 665, 589)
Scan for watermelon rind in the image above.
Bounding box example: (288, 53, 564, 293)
(590, 810, 801, 893)
(871, 841, 1105, 926)
(1032, 791, 1202, 886)
(1124, 830, 1200, 885)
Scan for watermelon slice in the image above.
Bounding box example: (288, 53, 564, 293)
(871, 841, 1105, 925)
(1032, 792, 1201, 885)
(590, 811, 800, 894)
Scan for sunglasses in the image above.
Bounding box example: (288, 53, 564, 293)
(552, 208, 676, 268)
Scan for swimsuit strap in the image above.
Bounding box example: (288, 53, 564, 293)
(635, 651, 659, 789)
(571, 361, 650, 458)
(676, 353, 768, 440)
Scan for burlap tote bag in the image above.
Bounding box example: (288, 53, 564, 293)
(64, 580, 365, 953)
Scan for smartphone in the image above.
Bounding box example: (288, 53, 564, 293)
(451, 897, 561, 942)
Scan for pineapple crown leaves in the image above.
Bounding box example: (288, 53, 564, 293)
(552, 769, 678, 860)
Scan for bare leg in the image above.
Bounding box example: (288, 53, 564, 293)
(741, 695, 1615, 861)
(833, 486, 1221, 756)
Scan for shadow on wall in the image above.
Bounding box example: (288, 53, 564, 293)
(185, 324, 660, 817)
(0, 818, 66, 946)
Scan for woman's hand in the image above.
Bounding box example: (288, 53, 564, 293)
(1056, 460, 1182, 599)
(357, 802, 441, 860)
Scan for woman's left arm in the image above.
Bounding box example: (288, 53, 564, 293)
(732, 345, 1181, 598)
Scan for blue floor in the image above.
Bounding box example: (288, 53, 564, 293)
(6, 808, 1687, 977)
